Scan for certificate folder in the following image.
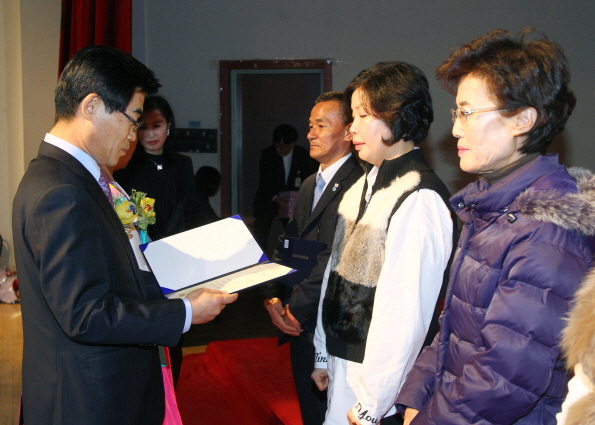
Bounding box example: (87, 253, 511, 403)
(141, 215, 294, 298)
(280, 237, 326, 287)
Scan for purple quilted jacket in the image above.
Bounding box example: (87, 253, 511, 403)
(397, 155, 595, 424)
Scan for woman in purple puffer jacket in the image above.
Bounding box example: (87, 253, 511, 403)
(396, 28, 595, 425)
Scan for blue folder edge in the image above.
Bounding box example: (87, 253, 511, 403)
(140, 214, 275, 295)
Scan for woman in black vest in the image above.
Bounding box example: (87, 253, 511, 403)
(311, 62, 454, 425)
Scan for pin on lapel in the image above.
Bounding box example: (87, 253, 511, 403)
(332, 183, 339, 191)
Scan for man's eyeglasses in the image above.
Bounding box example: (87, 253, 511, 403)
(450, 107, 509, 123)
(121, 111, 144, 132)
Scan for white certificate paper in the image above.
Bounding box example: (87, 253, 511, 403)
(141, 215, 294, 297)
(166, 262, 292, 299)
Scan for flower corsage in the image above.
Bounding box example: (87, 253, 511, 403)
(110, 185, 156, 244)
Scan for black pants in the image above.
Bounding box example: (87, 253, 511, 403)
(289, 331, 327, 425)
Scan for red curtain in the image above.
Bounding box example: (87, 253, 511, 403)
(59, 0, 132, 74)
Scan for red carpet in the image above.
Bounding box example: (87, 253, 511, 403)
(176, 337, 303, 425)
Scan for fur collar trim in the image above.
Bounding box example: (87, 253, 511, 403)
(516, 167, 595, 236)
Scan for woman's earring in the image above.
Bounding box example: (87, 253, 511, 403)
(167, 128, 170, 136)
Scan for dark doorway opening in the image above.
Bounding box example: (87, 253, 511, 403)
(219, 60, 332, 222)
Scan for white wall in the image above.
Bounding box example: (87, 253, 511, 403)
(142, 0, 595, 195)
(2, 1, 594, 263)
(0, 0, 60, 267)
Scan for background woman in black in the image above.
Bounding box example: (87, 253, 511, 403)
(114, 95, 205, 386)
(115, 95, 203, 241)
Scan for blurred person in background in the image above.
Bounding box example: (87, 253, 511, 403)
(115, 95, 205, 241)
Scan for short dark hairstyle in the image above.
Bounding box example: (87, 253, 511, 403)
(344, 61, 433, 145)
(315, 92, 352, 126)
(436, 28, 576, 154)
(195, 166, 221, 197)
(272, 124, 298, 145)
(55, 45, 161, 122)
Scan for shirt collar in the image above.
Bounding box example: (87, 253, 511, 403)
(44, 133, 102, 181)
(318, 152, 352, 184)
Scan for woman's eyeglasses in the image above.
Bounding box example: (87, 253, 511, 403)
(450, 107, 509, 123)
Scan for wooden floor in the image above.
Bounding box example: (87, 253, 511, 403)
(0, 303, 22, 425)
(0, 285, 273, 424)
(0, 303, 209, 425)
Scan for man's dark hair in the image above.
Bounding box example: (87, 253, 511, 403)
(315, 92, 352, 126)
(55, 45, 161, 122)
(436, 28, 576, 154)
(345, 61, 433, 145)
(272, 124, 298, 145)
(195, 166, 221, 197)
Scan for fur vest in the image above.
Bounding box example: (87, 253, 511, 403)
(561, 263, 595, 425)
(322, 149, 451, 363)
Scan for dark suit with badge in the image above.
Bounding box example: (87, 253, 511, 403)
(12, 141, 186, 425)
(268, 154, 363, 425)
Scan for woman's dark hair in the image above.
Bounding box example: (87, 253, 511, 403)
(436, 28, 576, 154)
(55, 45, 161, 122)
(344, 61, 433, 145)
(130, 95, 177, 162)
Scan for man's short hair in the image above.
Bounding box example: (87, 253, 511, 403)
(272, 124, 298, 145)
(345, 62, 433, 146)
(54, 45, 161, 122)
(315, 92, 352, 126)
(436, 28, 575, 154)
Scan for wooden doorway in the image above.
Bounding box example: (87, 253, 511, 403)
(219, 60, 332, 218)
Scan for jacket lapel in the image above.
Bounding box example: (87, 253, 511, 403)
(39, 142, 147, 296)
(302, 156, 358, 235)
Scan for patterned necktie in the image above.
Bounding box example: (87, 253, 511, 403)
(98, 169, 114, 207)
(311, 173, 325, 212)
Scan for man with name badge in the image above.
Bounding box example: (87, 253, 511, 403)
(264, 92, 364, 425)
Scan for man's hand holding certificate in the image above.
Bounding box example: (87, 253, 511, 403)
(141, 216, 295, 299)
(186, 288, 238, 324)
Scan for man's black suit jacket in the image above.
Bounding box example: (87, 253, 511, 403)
(253, 144, 316, 219)
(12, 142, 186, 425)
(270, 154, 363, 338)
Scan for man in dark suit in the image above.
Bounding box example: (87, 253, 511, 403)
(12, 46, 237, 425)
(264, 92, 363, 425)
(253, 124, 316, 249)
